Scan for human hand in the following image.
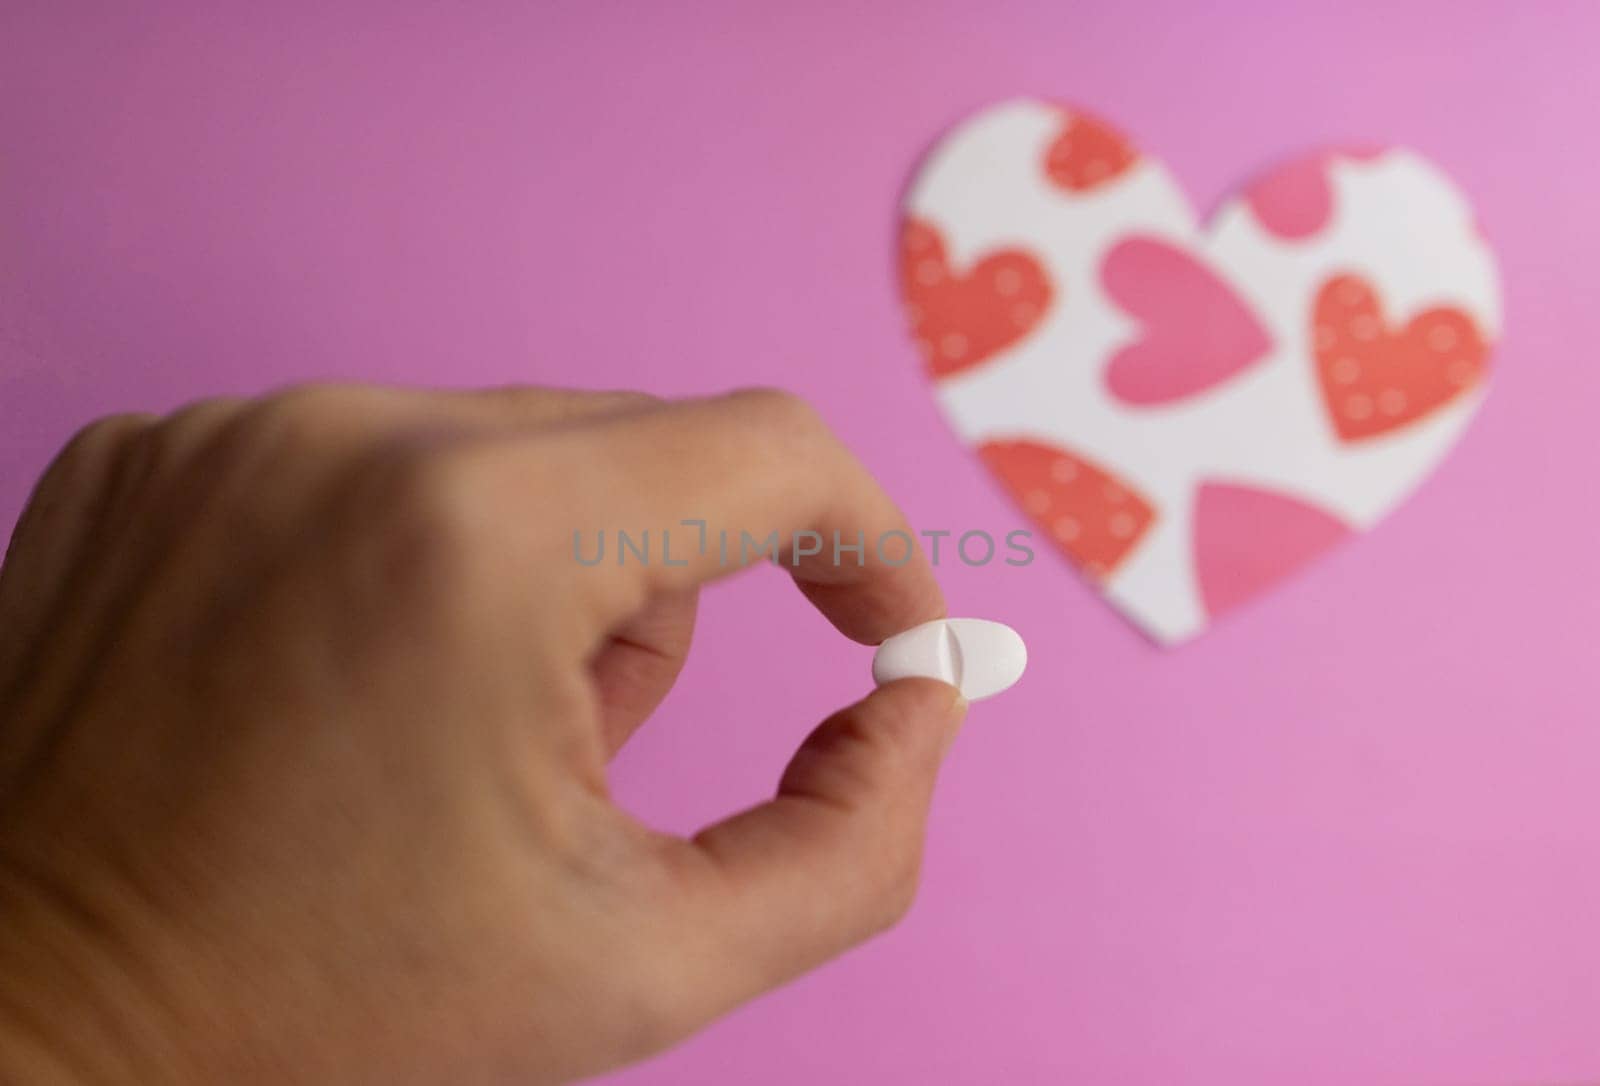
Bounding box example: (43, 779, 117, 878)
(0, 385, 965, 1084)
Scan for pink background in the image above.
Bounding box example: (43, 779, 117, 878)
(4, 2, 1599, 1082)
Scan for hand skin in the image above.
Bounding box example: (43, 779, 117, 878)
(0, 385, 966, 1084)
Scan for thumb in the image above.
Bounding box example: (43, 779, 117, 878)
(679, 677, 967, 1007)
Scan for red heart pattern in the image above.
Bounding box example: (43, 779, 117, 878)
(978, 438, 1157, 581)
(1312, 274, 1489, 442)
(900, 100, 1499, 642)
(900, 219, 1054, 379)
(1043, 109, 1139, 193)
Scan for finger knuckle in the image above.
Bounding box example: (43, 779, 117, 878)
(139, 396, 251, 475)
(379, 445, 486, 535)
(726, 387, 825, 438)
(57, 412, 154, 468)
(36, 412, 157, 498)
(243, 382, 366, 451)
(346, 444, 494, 597)
(162, 395, 249, 441)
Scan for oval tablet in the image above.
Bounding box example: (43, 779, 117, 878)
(871, 618, 1026, 701)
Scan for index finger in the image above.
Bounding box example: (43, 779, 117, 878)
(529, 388, 946, 645)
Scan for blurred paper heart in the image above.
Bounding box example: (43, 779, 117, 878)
(899, 100, 1500, 643)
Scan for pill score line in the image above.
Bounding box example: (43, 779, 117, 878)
(871, 618, 1026, 702)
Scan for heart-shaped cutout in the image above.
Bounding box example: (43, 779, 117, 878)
(900, 100, 1500, 643)
(1100, 236, 1274, 405)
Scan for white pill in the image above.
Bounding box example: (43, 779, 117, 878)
(871, 618, 1026, 701)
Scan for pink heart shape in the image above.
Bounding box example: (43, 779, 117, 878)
(1101, 236, 1273, 406)
(1192, 482, 1351, 619)
(1243, 147, 1388, 240)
